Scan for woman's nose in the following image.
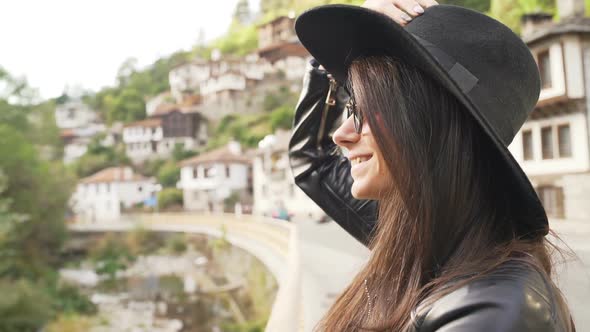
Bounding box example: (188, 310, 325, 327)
(333, 114, 360, 148)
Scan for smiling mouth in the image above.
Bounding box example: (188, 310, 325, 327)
(351, 154, 373, 166)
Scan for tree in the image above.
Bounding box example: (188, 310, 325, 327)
(108, 88, 145, 123)
(157, 161, 181, 188)
(0, 279, 54, 332)
(489, 0, 556, 33)
(157, 188, 183, 210)
(0, 125, 72, 280)
(439, 0, 490, 12)
(270, 104, 295, 131)
(212, 21, 258, 57)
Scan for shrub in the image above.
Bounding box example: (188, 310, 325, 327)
(166, 233, 188, 254)
(0, 279, 54, 332)
(158, 188, 183, 210)
(157, 161, 180, 188)
(126, 227, 164, 256)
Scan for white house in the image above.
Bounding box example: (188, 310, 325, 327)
(122, 118, 164, 163)
(122, 106, 208, 164)
(177, 141, 253, 213)
(145, 92, 175, 117)
(55, 100, 98, 129)
(253, 130, 325, 219)
(168, 58, 212, 103)
(71, 166, 157, 222)
(257, 15, 309, 84)
(507, 0, 590, 219)
(60, 123, 107, 164)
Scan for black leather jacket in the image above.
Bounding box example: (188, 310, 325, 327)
(288, 60, 573, 331)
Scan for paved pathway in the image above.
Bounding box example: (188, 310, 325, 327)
(296, 217, 590, 331)
(551, 220, 590, 331)
(294, 217, 369, 331)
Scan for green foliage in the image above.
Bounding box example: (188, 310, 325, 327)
(172, 143, 199, 161)
(0, 279, 54, 332)
(208, 113, 273, 150)
(0, 66, 38, 104)
(0, 171, 28, 235)
(212, 21, 258, 57)
(89, 233, 134, 279)
(210, 224, 231, 254)
(270, 104, 295, 131)
(126, 227, 166, 256)
(157, 188, 184, 210)
(71, 139, 130, 178)
(222, 320, 267, 332)
(223, 191, 242, 212)
(489, 0, 556, 33)
(0, 125, 72, 280)
(439, 0, 491, 12)
(108, 88, 146, 123)
(157, 161, 181, 187)
(165, 233, 188, 254)
(86, 51, 191, 125)
(46, 314, 94, 332)
(0, 67, 92, 329)
(51, 283, 97, 315)
(138, 158, 166, 178)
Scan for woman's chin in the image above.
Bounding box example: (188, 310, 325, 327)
(351, 181, 370, 200)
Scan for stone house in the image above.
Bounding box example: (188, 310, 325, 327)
(177, 141, 253, 213)
(71, 166, 157, 222)
(253, 130, 325, 219)
(508, 0, 590, 219)
(123, 103, 208, 163)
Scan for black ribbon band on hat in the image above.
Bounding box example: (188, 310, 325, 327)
(411, 34, 479, 94)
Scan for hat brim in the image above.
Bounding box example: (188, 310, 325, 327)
(295, 5, 549, 237)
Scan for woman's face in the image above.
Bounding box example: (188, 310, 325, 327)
(333, 111, 392, 200)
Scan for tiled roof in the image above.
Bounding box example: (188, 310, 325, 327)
(123, 118, 162, 128)
(80, 167, 149, 184)
(60, 129, 77, 138)
(152, 95, 202, 116)
(179, 144, 251, 167)
(524, 16, 590, 44)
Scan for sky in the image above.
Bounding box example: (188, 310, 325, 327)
(0, 0, 261, 100)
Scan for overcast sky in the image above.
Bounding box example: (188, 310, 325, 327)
(0, 0, 261, 99)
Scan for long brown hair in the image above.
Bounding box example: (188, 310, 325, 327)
(317, 56, 574, 331)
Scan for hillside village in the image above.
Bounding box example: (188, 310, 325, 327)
(62, 13, 325, 222)
(61, 0, 590, 225)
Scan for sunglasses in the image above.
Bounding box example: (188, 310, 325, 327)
(345, 96, 363, 134)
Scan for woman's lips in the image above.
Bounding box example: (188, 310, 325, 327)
(350, 154, 373, 175)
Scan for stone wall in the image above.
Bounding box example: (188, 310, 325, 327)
(562, 172, 590, 219)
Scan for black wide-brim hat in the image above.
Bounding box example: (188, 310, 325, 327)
(295, 4, 549, 238)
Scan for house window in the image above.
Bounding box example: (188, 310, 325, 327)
(138, 186, 143, 192)
(557, 124, 572, 158)
(226, 165, 230, 178)
(193, 167, 198, 179)
(537, 186, 564, 218)
(522, 130, 534, 161)
(538, 50, 552, 89)
(204, 166, 215, 178)
(541, 126, 553, 159)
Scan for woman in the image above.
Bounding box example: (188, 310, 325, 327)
(288, 1, 575, 331)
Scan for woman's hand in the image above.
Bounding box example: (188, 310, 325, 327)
(362, 0, 439, 26)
